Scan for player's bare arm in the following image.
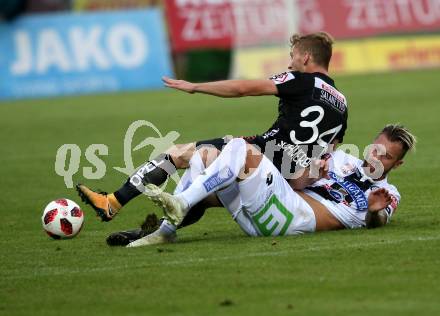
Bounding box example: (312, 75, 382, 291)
(290, 138, 341, 191)
(162, 76, 277, 97)
(289, 159, 329, 191)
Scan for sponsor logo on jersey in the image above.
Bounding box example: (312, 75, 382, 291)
(203, 167, 234, 192)
(252, 194, 294, 236)
(328, 187, 348, 203)
(262, 128, 279, 139)
(270, 72, 295, 85)
(276, 141, 311, 168)
(266, 172, 273, 186)
(328, 171, 368, 211)
(313, 77, 347, 113)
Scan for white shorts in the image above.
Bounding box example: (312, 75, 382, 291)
(216, 156, 316, 236)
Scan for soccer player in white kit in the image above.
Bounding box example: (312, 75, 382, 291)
(126, 124, 416, 247)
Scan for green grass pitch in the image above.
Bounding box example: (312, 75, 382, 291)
(0, 69, 439, 316)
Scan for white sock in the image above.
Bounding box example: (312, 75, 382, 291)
(158, 219, 176, 236)
(173, 151, 204, 195)
(176, 138, 247, 209)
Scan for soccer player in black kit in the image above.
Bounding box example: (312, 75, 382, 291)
(76, 32, 349, 245)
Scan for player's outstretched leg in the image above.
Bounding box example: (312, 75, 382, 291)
(76, 184, 122, 222)
(145, 184, 189, 226)
(113, 144, 196, 208)
(76, 144, 195, 222)
(112, 153, 178, 207)
(145, 138, 249, 226)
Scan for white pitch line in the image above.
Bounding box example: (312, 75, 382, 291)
(2, 235, 439, 281)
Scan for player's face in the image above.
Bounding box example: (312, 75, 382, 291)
(363, 134, 404, 179)
(288, 46, 307, 72)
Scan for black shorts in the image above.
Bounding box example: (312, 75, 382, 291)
(195, 136, 260, 151)
(196, 136, 298, 177)
(195, 137, 227, 151)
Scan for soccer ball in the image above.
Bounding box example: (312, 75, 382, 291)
(42, 198, 84, 239)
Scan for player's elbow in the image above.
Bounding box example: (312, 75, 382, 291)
(365, 210, 388, 229)
(235, 85, 249, 97)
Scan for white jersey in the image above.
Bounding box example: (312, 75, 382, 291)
(303, 150, 400, 229)
(179, 153, 317, 237)
(216, 156, 316, 236)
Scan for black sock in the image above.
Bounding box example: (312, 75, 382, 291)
(113, 153, 176, 206)
(178, 202, 207, 228)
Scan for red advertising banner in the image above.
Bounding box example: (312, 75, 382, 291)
(165, 0, 233, 51)
(298, 0, 440, 39)
(164, 0, 291, 52)
(166, 0, 440, 52)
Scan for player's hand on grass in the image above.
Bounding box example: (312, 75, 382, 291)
(162, 76, 196, 93)
(368, 188, 392, 212)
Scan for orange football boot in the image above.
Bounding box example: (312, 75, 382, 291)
(76, 184, 121, 222)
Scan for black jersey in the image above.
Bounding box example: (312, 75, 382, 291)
(247, 71, 348, 179)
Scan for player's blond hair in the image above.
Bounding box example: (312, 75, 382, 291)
(289, 32, 334, 69)
(380, 124, 417, 159)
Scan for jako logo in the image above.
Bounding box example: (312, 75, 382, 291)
(10, 23, 148, 75)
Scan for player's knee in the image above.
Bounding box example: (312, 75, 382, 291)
(196, 146, 220, 168)
(201, 138, 247, 168)
(229, 137, 246, 149)
(224, 137, 247, 158)
(167, 143, 196, 168)
(240, 142, 262, 179)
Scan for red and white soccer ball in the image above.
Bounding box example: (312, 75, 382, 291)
(42, 199, 84, 239)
